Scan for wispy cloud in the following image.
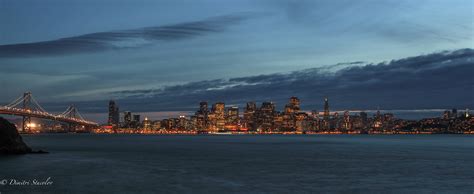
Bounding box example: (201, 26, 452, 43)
(0, 13, 254, 58)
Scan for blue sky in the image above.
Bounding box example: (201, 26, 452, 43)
(0, 0, 473, 120)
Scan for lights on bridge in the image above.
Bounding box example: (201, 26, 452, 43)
(1, 92, 99, 126)
(26, 123, 40, 128)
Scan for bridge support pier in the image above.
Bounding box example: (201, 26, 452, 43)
(22, 92, 32, 133)
(22, 116, 31, 133)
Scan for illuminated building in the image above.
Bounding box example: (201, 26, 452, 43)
(282, 97, 302, 130)
(143, 117, 151, 130)
(243, 102, 257, 131)
(343, 111, 351, 131)
(226, 106, 239, 126)
(161, 119, 173, 130)
(195, 101, 209, 130)
(323, 97, 330, 120)
(373, 111, 382, 129)
(273, 114, 284, 130)
(189, 116, 197, 130)
(289, 96, 300, 112)
(333, 112, 340, 130)
(152, 120, 161, 130)
(257, 102, 275, 131)
(281, 112, 294, 130)
(311, 110, 321, 131)
(212, 102, 226, 130)
(295, 112, 307, 132)
(178, 115, 187, 130)
(207, 112, 217, 131)
(323, 97, 330, 130)
(108, 100, 119, 128)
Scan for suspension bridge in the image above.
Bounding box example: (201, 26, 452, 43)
(0, 92, 98, 132)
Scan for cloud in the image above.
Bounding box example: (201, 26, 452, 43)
(0, 13, 254, 58)
(75, 48, 472, 113)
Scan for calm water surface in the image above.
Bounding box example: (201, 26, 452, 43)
(1, 134, 473, 193)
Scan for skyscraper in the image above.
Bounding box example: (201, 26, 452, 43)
(195, 101, 209, 130)
(213, 102, 225, 130)
(323, 97, 329, 120)
(143, 117, 151, 130)
(123, 111, 132, 128)
(289, 96, 300, 112)
(132, 114, 141, 128)
(258, 102, 276, 131)
(282, 97, 301, 130)
(223, 106, 240, 131)
(323, 97, 330, 130)
(108, 100, 119, 128)
(199, 102, 208, 113)
(244, 102, 257, 131)
(343, 111, 351, 131)
(226, 106, 239, 126)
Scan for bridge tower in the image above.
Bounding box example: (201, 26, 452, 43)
(22, 92, 32, 133)
(66, 104, 77, 132)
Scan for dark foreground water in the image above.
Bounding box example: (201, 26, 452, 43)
(1, 134, 473, 194)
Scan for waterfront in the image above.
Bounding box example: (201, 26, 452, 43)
(1, 134, 473, 193)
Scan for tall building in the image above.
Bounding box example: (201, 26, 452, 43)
(199, 102, 208, 113)
(243, 102, 257, 131)
(283, 97, 301, 130)
(257, 102, 276, 131)
(143, 117, 151, 130)
(212, 102, 225, 130)
(289, 96, 300, 112)
(311, 110, 320, 131)
(343, 111, 351, 131)
(333, 112, 340, 130)
(295, 112, 308, 132)
(195, 101, 209, 130)
(108, 100, 119, 128)
(323, 97, 330, 120)
(226, 106, 239, 126)
(323, 97, 330, 130)
(123, 111, 132, 128)
(152, 120, 161, 130)
(132, 114, 141, 128)
(373, 110, 382, 129)
(133, 114, 141, 123)
(177, 115, 187, 130)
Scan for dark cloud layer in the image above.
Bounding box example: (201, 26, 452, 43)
(61, 48, 472, 113)
(0, 14, 251, 58)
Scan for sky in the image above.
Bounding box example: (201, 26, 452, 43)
(0, 0, 473, 122)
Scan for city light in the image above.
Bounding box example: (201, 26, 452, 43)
(97, 96, 473, 135)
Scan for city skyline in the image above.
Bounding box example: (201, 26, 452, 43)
(2, 93, 471, 133)
(103, 97, 472, 125)
(97, 96, 473, 134)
